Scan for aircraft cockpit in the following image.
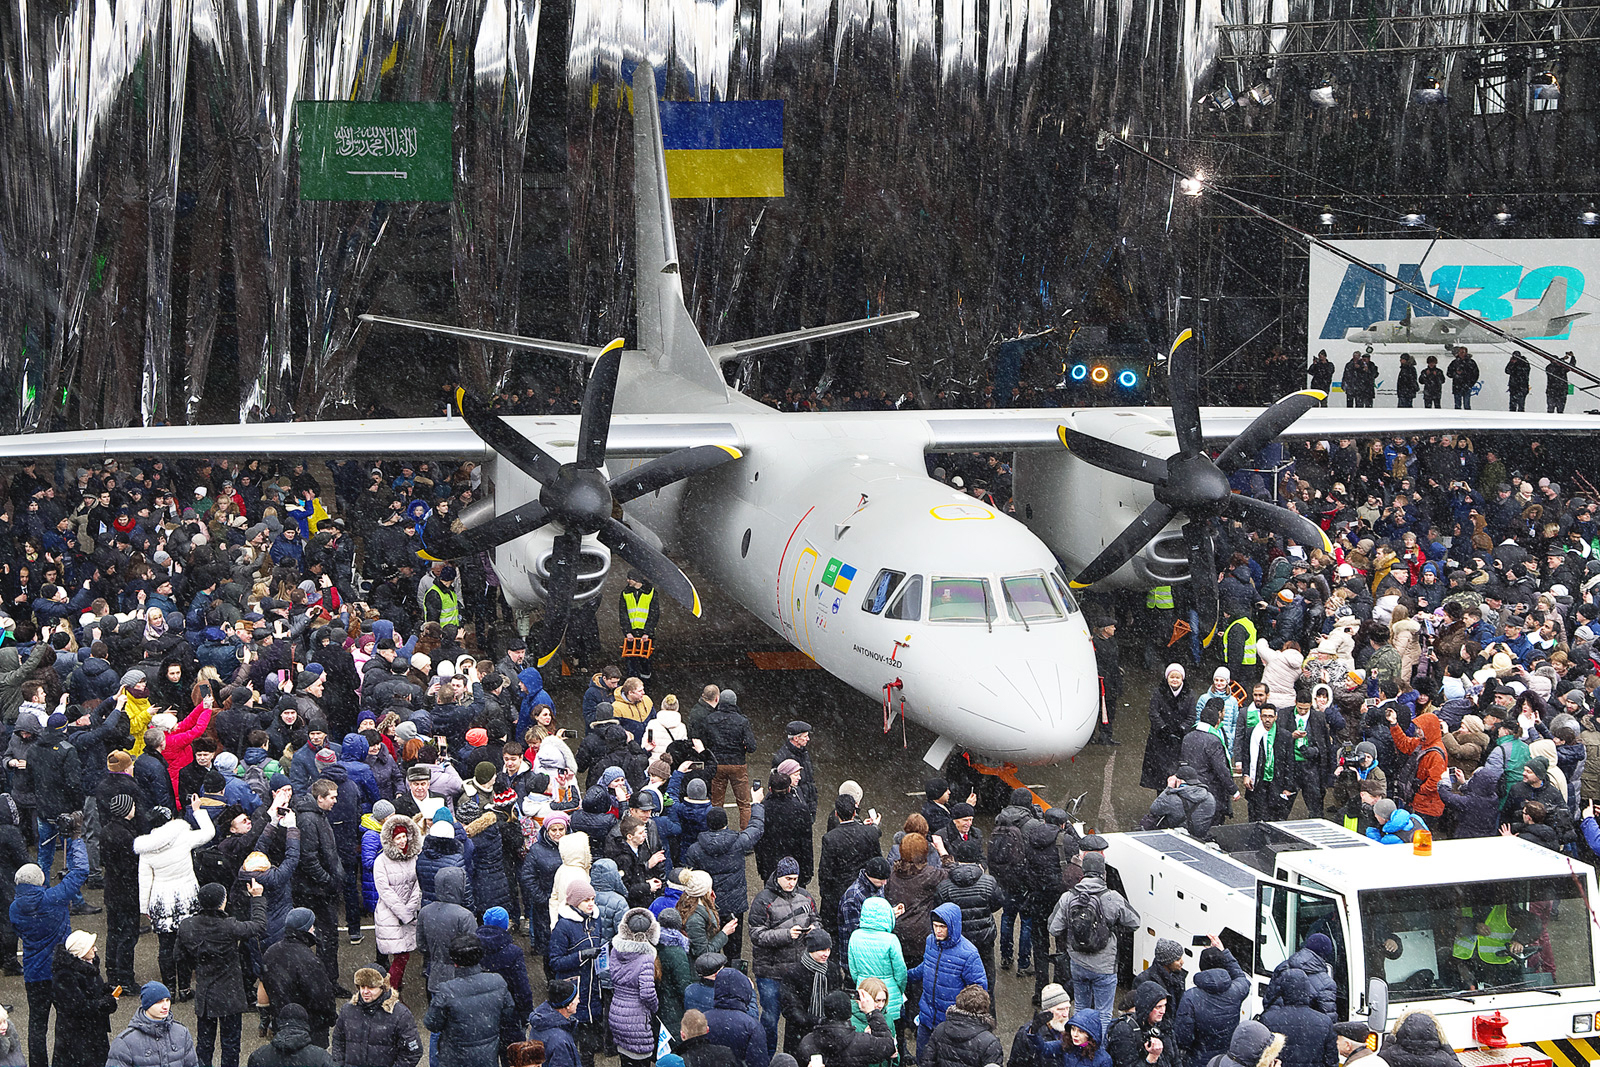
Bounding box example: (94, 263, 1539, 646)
(859, 567, 1079, 626)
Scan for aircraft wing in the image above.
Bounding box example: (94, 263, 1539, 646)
(0, 414, 743, 460)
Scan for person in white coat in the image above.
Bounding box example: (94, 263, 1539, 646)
(373, 814, 423, 994)
(136, 800, 215, 999)
(1255, 639, 1305, 713)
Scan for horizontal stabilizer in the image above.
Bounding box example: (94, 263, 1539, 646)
(1549, 312, 1590, 331)
(361, 314, 600, 361)
(706, 311, 919, 363)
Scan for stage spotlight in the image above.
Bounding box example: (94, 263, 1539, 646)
(1413, 75, 1447, 104)
(1310, 80, 1337, 107)
(1531, 71, 1560, 100)
(1117, 369, 1139, 388)
(1091, 366, 1110, 384)
(1401, 212, 1427, 227)
(1070, 363, 1088, 381)
(1582, 206, 1599, 226)
(1248, 83, 1275, 106)
(1180, 174, 1205, 196)
(1208, 86, 1236, 111)
(1494, 205, 1513, 226)
(1319, 210, 1335, 228)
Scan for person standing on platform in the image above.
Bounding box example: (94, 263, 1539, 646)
(1506, 351, 1531, 411)
(1547, 351, 1576, 413)
(618, 574, 659, 682)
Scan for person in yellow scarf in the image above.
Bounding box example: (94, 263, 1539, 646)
(119, 670, 154, 756)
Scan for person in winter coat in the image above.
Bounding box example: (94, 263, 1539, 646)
(13, 822, 89, 1067)
(704, 967, 771, 1067)
(373, 813, 422, 991)
(937, 862, 1005, 988)
(550, 877, 606, 1065)
(453, 766, 514, 917)
(683, 792, 765, 957)
(887, 832, 951, 969)
(50, 931, 118, 1067)
(1172, 940, 1249, 1067)
(911, 902, 990, 1051)
(108, 983, 199, 1067)
(1052, 851, 1141, 1039)
(676, 1010, 738, 1067)
(1438, 768, 1501, 839)
(477, 907, 534, 1016)
(1262, 933, 1338, 1016)
(138, 802, 215, 995)
(609, 908, 663, 1066)
(1035, 1007, 1115, 1067)
(748, 856, 818, 1053)
(1260, 969, 1337, 1067)
(178, 880, 268, 1067)
(422, 933, 520, 1067)
(330, 967, 422, 1067)
(589, 857, 633, 946)
(848, 896, 910, 1030)
(656, 907, 698, 1038)
(261, 908, 339, 1045)
(768, 925, 837, 1049)
(1135, 939, 1189, 1017)
(1365, 799, 1428, 845)
(521, 811, 569, 956)
(1388, 709, 1448, 822)
(1106, 980, 1174, 1067)
(529, 979, 585, 1067)
(1205, 1021, 1283, 1067)
(1381, 1010, 1462, 1067)
(415, 814, 471, 906)
(798, 988, 897, 1067)
(1181, 706, 1239, 821)
(923, 984, 1005, 1067)
(1142, 767, 1219, 841)
(418, 866, 477, 996)
(246, 1003, 335, 1067)
(550, 830, 594, 931)
(1145, 666, 1194, 791)
(817, 794, 882, 935)
(679, 870, 738, 960)
(755, 771, 815, 885)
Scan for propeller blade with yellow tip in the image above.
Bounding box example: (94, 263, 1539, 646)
(454, 388, 563, 487)
(577, 339, 626, 469)
(609, 444, 744, 504)
(413, 499, 553, 561)
(533, 530, 583, 668)
(1213, 389, 1323, 475)
(598, 517, 702, 617)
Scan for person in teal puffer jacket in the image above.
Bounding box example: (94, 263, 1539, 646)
(847, 895, 909, 1054)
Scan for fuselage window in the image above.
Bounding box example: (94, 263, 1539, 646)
(1050, 566, 1081, 615)
(929, 577, 995, 623)
(862, 569, 905, 614)
(885, 574, 923, 621)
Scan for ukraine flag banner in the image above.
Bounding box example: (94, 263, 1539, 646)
(660, 100, 784, 199)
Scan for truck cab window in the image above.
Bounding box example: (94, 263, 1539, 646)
(885, 575, 923, 621)
(862, 569, 905, 615)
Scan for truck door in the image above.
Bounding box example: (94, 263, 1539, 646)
(1255, 878, 1350, 1020)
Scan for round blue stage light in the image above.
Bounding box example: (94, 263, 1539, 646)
(1118, 369, 1139, 388)
(1070, 364, 1088, 381)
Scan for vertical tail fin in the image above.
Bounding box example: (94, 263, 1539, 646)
(632, 64, 730, 399)
(1528, 276, 1570, 320)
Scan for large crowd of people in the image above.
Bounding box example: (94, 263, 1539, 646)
(0, 421, 1597, 1067)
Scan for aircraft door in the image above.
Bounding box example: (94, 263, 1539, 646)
(788, 547, 819, 656)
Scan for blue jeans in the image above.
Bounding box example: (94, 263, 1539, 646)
(1000, 895, 1031, 966)
(756, 975, 782, 1055)
(1073, 969, 1118, 1039)
(36, 816, 85, 907)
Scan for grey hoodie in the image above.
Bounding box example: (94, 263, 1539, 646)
(417, 867, 476, 993)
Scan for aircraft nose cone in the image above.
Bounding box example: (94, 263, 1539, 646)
(987, 662, 1098, 762)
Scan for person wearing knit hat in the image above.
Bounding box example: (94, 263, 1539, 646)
(64, 930, 96, 960)
(104, 980, 198, 1067)
(548, 875, 602, 1035)
(140, 981, 173, 1010)
(285, 907, 316, 934)
(682, 870, 713, 898)
(482, 906, 510, 930)
(1040, 981, 1071, 1015)
(465, 727, 488, 749)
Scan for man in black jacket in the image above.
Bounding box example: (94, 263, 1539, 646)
(796, 989, 898, 1067)
(290, 780, 345, 990)
(179, 879, 267, 1067)
(134, 728, 177, 814)
(29, 708, 93, 913)
(261, 907, 339, 1047)
(702, 690, 757, 830)
(770, 721, 817, 822)
(816, 795, 881, 936)
(100, 793, 141, 989)
(936, 863, 1005, 987)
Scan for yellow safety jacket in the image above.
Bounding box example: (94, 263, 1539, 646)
(1146, 585, 1175, 609)
(427, 583, 460, 626)
(1224, 617, 1259, 664)
(1452, 905, 1515, 964)
(623, 590, 655, 631)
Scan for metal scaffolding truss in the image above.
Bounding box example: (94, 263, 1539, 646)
(1219, 4, 1600, 61)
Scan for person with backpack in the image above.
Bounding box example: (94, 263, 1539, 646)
(1105, 980, 1174, 1067)
(988, 787, 1037, 976)
(1050, 851, 1139, 1039)
(1386, 709, 1447, 827)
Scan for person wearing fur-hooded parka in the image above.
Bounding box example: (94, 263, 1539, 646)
(1204, 1020, 1283, 1067)
(549, 831, 593, 929)
(608, 908, 662, 1060)
(1381, 1011, 1463, 1067)
(455, 784, 513, 917)
(373, 815, 423, 958)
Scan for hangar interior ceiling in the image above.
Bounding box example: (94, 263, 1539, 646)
(0, 0, 1595, 432)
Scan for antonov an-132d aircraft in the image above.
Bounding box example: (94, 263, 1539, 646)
(1345, 275, 1588, 348)
(5, 66, 1600, 775)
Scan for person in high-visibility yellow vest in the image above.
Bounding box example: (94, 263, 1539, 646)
(1222, 614, 1260, 689)
(1451, 902, 1538, 986)
(422, 563, 462, 626)
(619, 573, 659, 681)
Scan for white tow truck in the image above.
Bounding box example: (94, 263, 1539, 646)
(1100, 820, 1600, 1067)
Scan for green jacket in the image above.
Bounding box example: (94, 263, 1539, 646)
(846, 896, 909, 1022)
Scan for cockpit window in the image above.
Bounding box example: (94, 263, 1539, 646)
(1003, 575, 1063, 621)
(862, 570, 905, 615)
(1050, 566, 1081, 615)
(885, 575, 922, 621)
(929, 578, 995, 623)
